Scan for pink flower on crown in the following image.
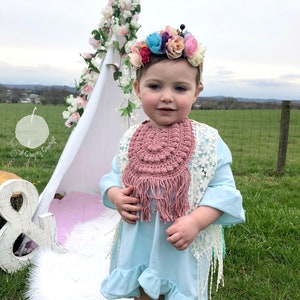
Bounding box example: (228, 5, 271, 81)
(187, 44, 205, 67)
(130, 41, 142, 53)
(184, 33, 198, 58)
(166, 35, 184, 59)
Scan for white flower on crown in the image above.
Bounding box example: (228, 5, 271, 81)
(187, 44, 206, 67)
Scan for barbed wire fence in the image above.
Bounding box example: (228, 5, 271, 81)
(190, 101, 300, 175)
(0, 102, 299, 176)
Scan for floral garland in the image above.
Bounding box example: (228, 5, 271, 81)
(62, 0, 141, 128)
(128, 24, 205, 69)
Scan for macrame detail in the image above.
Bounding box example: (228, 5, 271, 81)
(117, 119, 223, 298)
(122, 119, 195, 223)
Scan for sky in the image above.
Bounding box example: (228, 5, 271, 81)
(1, 0, 299, 100)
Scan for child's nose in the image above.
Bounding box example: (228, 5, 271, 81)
(160, 89, 174, 102)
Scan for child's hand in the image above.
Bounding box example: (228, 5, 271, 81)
(166, 215, 199, 251)
(107, 185, 141, 224)
(166, 206, 223, 250)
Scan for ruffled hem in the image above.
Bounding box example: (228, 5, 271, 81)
(100, 264, 143, 298)
(101, 264, 201, 300)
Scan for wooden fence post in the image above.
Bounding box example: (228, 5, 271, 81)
(276, 100, 291, 175)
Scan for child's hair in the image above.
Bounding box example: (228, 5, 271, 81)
(135, 54, 202, 86)
(127, 25, 205, 86)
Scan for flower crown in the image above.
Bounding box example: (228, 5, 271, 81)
(128, 24, 205, 69)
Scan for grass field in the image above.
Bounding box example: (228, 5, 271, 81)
(0, 104, 299, 299)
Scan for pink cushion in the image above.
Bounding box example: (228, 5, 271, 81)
(49, 192, 106, 244)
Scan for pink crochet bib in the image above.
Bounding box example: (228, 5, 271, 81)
(122, 119, 195, 222)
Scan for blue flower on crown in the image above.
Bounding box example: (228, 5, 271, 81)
(146, 32, 164, 54)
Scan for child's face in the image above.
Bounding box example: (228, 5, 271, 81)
(134, 59, 203, 128)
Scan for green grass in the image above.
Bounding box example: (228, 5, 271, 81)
(0, 103, 71, 193)
(0, 104, 299, 299)
(212, 174, 300, 299)
(0, 267, 30, 300)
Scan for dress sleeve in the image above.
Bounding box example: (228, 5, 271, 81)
(199, 136, 245, 226)
(99, 155, 121, 209)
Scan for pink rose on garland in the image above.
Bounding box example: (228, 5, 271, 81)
(116, 24, 129, 36)
(102, 5, 113, 19)
(76, 96, 88, 109)
(81, 82, 94, 96)
(65, 112, 80, 128)
(89, 37, 101, 50)
(81, 52, 93, 59)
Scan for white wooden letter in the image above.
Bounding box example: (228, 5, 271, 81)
(0, 179, 65, 273)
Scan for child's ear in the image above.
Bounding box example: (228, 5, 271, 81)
(193, 84, 203, 102)
(133, 80, 141, 99)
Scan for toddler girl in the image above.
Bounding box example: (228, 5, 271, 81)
(100, 25, 245, 300)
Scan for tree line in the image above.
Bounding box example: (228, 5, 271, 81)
(0, 84, 74, 105)
(192, 96, 300, 110)
(1, 84, 299, 109)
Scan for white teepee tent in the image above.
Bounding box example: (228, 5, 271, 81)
(26, 3, 142, 298)
(33, 34, 144, 220)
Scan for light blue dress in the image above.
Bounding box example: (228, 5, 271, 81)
(100, 121, 245, 300)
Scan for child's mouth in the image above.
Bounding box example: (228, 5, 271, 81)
(158, 107, 175, 111)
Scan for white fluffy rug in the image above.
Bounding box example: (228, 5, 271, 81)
(26, 210, 131, 300)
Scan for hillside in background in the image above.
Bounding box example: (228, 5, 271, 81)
(193, 96, 300, 110)
(3, 84, 76, 93)
(0, 84, 76, 105)
(1, 84, 299, 109)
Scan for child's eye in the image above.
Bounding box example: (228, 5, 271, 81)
(148, 84, 160, 90)
(175, 86, 187, 92)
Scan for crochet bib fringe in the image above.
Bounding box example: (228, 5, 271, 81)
(122, 119, 195, 223)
